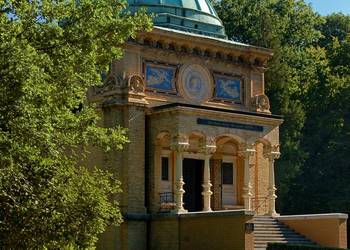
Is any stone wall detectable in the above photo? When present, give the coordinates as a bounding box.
[150,211,254,250]
[279,214,348,249]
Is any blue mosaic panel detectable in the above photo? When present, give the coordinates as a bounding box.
[214,74,241,101]
[145,64,176,92]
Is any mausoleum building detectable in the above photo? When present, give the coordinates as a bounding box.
[89,1,348,249]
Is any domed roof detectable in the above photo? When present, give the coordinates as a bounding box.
[127,0,227,39]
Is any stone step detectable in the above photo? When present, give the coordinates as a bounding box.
[254,221,284,226]
[255,230,298,235]
[253,216,315,250]
[254,244,314,250]
[254,242,314,248]
[255,225,291,230]
[254,216,274,220]
[255,238,311,243]
[255,242,315,248]
[255,235,307,240]
[255,223,290,228]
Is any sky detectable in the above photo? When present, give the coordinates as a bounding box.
[304,0,350,15]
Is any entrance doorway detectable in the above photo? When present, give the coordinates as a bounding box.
[183,158,204,212]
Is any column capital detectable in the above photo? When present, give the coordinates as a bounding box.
[171,134,189,152]
[263,144,281,160]
[200,137,216,156]
[204,144,216,156]
[238,143,256,158]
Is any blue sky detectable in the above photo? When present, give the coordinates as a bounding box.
[304,0,350,15]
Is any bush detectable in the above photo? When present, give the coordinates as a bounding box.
[267,243,348,250]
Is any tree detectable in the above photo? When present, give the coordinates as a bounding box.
[0,0,152,248]
[287,30,350,214]
[318,13,350,48]
[215,0,323,211]
[215,0,350,241]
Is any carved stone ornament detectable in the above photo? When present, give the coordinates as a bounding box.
[200,137,216,155]
[263,144,281,160]
[171,134,189,152]
[128,74,145,93]
[178,64,213,103]
[105,74,126,89]
[93,74,126,95]
[238,143,256,158]
[253,94,270,112]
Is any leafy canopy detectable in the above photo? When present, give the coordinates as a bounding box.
[216,0,350,216]
[215,0,324,211]
[0,0,151,248]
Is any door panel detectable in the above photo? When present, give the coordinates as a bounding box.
[222,162,237,206]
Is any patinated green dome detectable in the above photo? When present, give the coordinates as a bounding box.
[127,0,227,39]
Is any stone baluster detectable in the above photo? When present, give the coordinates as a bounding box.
[239,143,256,211]
[202,139,216,212]
[171,136,189,214]
[264,145,281,217]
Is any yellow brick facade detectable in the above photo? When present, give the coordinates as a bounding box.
[88,24,349,249]
[90,26,284,249]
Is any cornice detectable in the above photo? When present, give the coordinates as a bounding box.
[148,103,283,127]
[127,26,273,71]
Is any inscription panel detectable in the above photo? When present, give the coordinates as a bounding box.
[197,118,264,132]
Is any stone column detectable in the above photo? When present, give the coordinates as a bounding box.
[171,136,189,214]
[202,140,216,212]
[264,145,280,217]
[239,143,256,211]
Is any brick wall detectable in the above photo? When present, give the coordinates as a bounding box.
[150,216,180,250]
[254,142,269,215]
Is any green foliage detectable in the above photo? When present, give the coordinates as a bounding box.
[216,0,350,217]
[215,0,323,211]
[0,0,152,248]
[318,13,350,48]
[267,243,346,250]
[288,34,350,214]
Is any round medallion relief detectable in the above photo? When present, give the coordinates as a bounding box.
[177,64,213,103]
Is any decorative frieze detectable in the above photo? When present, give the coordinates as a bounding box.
[129,32,270,69]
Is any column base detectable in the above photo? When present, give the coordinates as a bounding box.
[171,208,188,214]
[242,193,253,210]
[270,211,280,217]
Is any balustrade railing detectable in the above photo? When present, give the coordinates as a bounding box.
[159,192,175,212]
